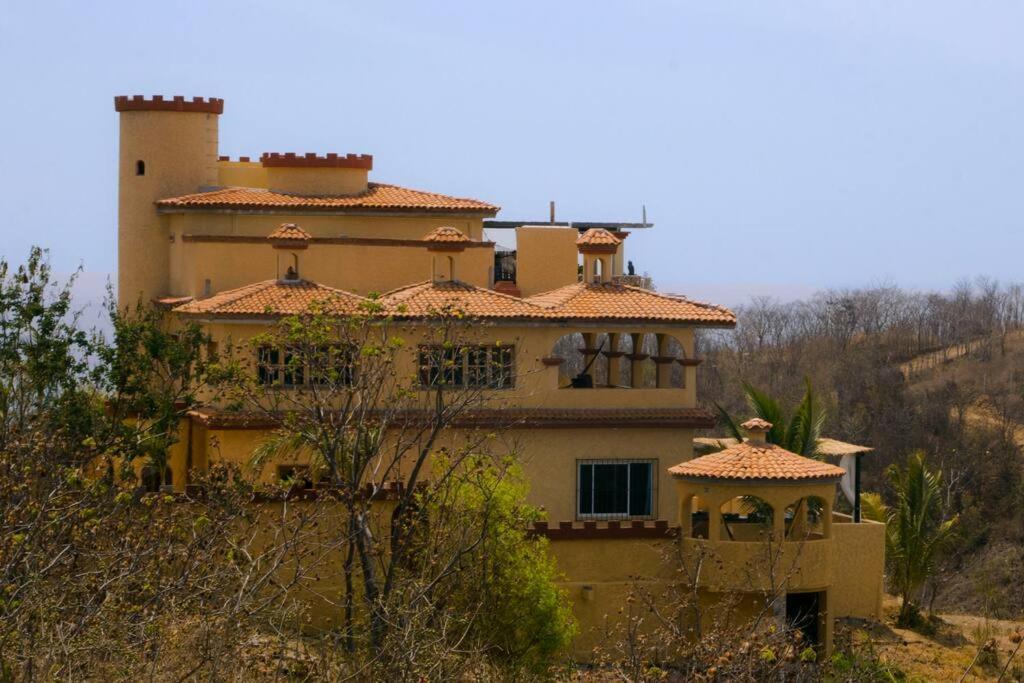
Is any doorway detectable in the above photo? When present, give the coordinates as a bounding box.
[785,591,825,646]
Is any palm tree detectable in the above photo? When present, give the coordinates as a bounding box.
[884,452,959,627]
[715,380,826,456]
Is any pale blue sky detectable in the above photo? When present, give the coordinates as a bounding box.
[1,1,1022,303]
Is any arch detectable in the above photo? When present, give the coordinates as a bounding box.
[592,257,603,282]
[718,495,774,542]
[135,159,146,176]
[784,495,830,540]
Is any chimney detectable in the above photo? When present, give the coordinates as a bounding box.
[740,418,773,445]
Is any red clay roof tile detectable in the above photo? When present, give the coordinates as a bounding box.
[156,184,498,214]
[669,442,846,482]
[525,282,736,325]
[174,279,369,317]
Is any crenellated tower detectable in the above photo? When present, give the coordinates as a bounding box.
[114,95,223,306]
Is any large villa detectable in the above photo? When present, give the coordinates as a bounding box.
[115,94,885,655]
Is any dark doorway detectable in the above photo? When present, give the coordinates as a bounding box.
[785,591,823,646]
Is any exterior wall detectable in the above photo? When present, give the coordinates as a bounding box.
[189,320,700,412]
[169,239,494,298]
[514,226,579,296]
[117,110,219,305]
[265,166,368,195]
[217,160,267,187]
[830,514,885,620]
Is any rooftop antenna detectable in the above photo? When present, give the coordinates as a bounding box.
[549,200,556,224]
[642,204,648,228]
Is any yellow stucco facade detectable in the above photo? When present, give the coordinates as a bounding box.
[115,94,884,657]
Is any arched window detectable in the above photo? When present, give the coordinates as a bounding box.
[593,258,603,282]
[136,160,146,176]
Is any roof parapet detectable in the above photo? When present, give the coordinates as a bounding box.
[114,95,224,114]
[261,152,373,170]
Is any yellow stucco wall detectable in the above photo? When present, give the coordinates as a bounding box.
[265,166,368,195]
[514,226,579,297]
[830,515,886,620]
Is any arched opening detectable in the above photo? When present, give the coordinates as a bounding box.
[785,496,829,540]
[718,496,774,541]
[135,160,146,176]
[592,257,603,283]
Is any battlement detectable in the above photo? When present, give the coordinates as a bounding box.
[114,95,224,114]
[260,152,373,170]
[218,155,255,163]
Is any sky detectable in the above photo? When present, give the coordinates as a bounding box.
[1,1,1022,306]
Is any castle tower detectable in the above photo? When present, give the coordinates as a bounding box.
[114,95,223,306]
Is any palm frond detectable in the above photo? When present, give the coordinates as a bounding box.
[742,382,784,444]
[714,401,744,442]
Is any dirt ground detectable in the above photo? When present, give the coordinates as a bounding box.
[839,596,1024,681]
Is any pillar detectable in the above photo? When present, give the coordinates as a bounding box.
[654,333,675,388]
[604,333,623,387]
[628,333,648,388]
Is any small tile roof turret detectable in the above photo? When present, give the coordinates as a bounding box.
[267,223,312,246]
[423,226,471,243]
[576,228,622,252]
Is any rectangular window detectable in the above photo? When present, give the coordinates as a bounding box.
[577,460,655,519]
[419,344,514,389]
[307,345,356,386]
[258,346,353,388]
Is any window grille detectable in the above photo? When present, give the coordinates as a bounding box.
[418,344,515,389]
[258,345,355,388]
[576,459,656,520]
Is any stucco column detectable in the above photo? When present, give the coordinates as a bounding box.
[708,505,722,542]
[679,494,692,537]
[772,507,786,542]
[789,499,808,539]
[604,333,623,387]
[822,500,833,539]
[651,333,671,388]
[628,333,648,388]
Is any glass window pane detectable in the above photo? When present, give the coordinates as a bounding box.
[579,464,593,515]
[593,463,629,514]
[629,462,652,516]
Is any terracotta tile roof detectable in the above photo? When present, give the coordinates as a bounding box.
[525,282,736,325]
[187,406,716,430]
[741,417,773,431]
[380,280,549,319]
[670,442,846,482]
[576,228,622,246]
[170,277,734,324]
[423,226,471,243]
[267,223,311,241]
[156,184,499,214]
[174,279,369,317]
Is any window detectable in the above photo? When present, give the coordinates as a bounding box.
[257,347,303,387]
[258,346,354,388]
[136,160,145,176]
[307,345,355,386]
[418,344,514,389]
[277,465,314,489]
[577,460,655,519]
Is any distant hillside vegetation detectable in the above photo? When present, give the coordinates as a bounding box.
[697,279,1024,619]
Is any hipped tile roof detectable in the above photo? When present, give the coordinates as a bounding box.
[576,228,622,246]
[267,223,312,241]
[174,279,369,317]
[171,278,736,325]
[156,184,499,214]
[423,226,471,243]
[524,282,736,324]
[670,442,846,482]
[381,280,549,319]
